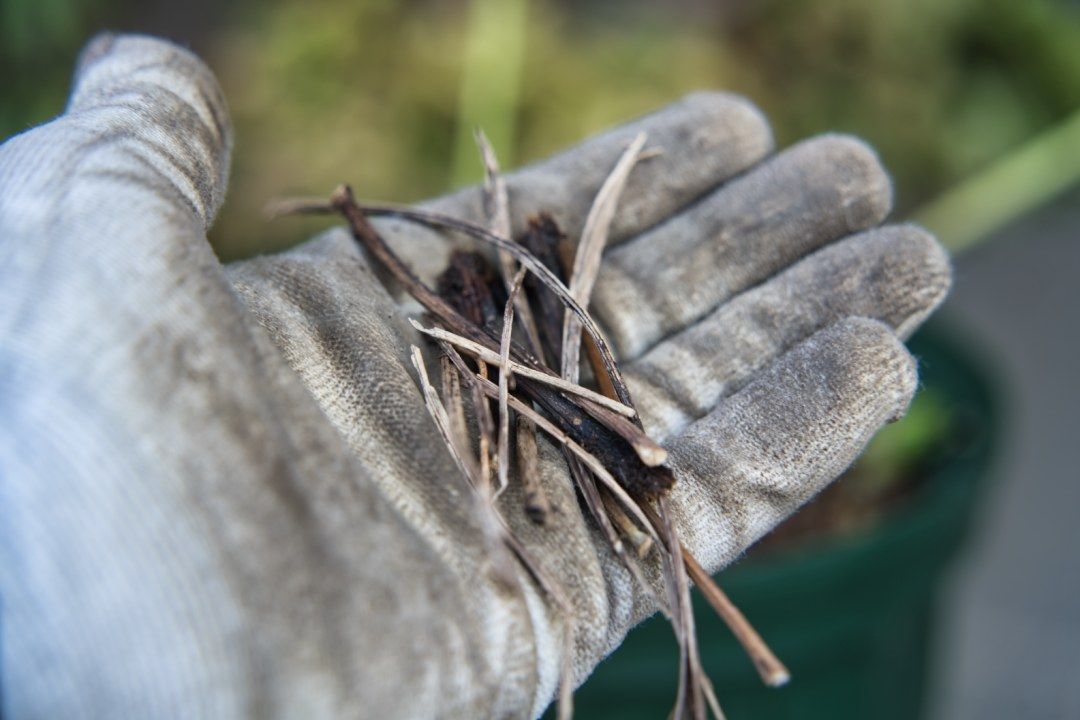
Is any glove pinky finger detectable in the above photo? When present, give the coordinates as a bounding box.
[665,316,917,574]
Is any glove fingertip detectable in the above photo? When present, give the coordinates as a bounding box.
[67,33,233,224]
[809,133,894,229]
[74,32,119,71]
[887,224,954,340]
[833,316,918,423]
[677,90,776,158]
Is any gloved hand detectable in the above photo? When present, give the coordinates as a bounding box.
[0,33,951,719]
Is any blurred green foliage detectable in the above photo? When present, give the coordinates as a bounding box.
[0,0,105,136]
[203,0,1080,259]
[2,0,1078,258]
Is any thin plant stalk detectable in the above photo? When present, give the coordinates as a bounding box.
[561,132,647,383]
[496,266,528,496]
[410,320,636,418]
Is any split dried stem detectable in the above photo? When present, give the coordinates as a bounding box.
[565,455,667,615]
[515,414,551,525]
[419,343,574,720]
[496,266,528,497]
[561,132,647,384]
[410,345,517,587]
[439,354,473,476]
[599,492,653,558]
[476,129,545,356]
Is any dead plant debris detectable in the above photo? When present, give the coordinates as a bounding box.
[277,134,789,719]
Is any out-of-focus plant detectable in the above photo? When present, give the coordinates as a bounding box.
[1,0,1077,258]
[0,0,106,139]
[916,106,1080,252]
[450,0,527,187]
[209,0,470,257]
[208,0,1080,260]
[727,0,1080,248]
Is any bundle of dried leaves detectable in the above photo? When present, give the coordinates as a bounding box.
[276,132,789,720]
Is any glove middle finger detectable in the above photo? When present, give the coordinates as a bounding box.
[593,134,894,360]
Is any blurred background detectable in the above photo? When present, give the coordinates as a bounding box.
[2,0,1078,717]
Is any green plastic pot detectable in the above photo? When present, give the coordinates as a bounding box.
[564,325,999,719]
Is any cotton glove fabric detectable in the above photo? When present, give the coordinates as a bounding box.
[0,34,951,719]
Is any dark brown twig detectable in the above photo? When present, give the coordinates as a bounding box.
[515,414,551,525]
[337,196,634,408]
[519,214,569,367]
[463,371,660,542]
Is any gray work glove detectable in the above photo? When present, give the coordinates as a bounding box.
[0,34,951,719]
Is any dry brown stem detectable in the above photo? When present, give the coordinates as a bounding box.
[417,343,574,720]
[561,132,647,384]
[476,129,545,356]
[279,175,786,719]
[409,320,636,418]
[515,414,551,525]
[410,345,516,586]
[683,552,791,687]
[496,266,527,496]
